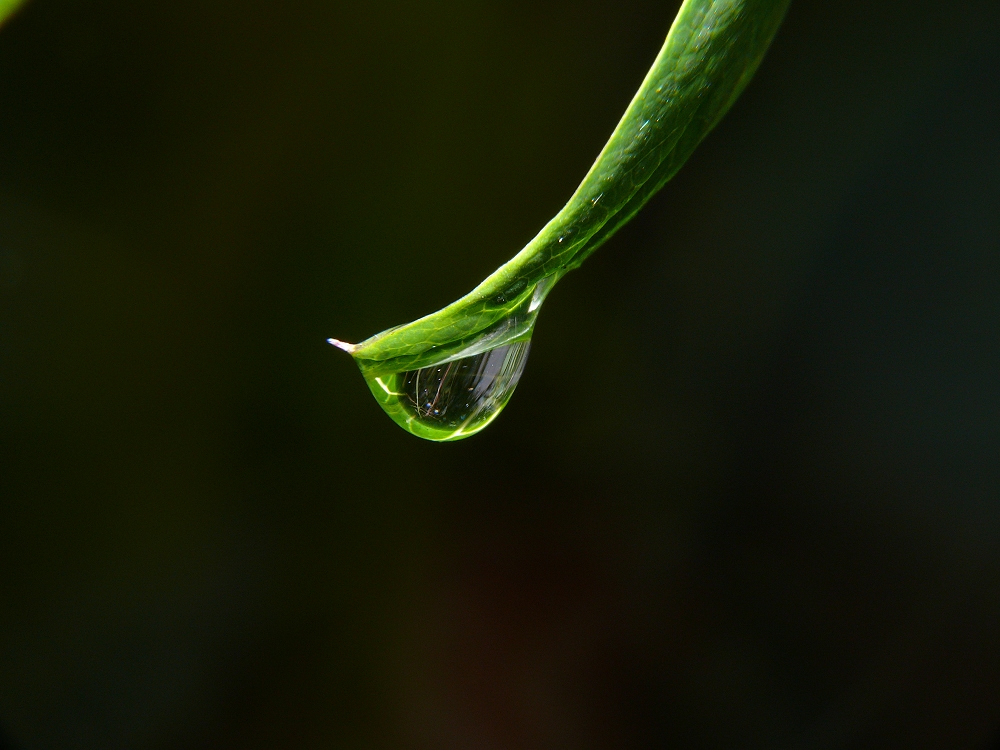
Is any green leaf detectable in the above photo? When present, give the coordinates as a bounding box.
[0,0,25,26]
[333,0,791,441]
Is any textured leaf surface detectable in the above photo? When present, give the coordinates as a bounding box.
[346,0,791,377]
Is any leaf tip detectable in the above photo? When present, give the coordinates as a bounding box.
[327,338,357,354]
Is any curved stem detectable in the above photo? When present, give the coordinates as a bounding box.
[344,0,791,373]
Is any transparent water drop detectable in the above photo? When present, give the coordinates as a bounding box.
[363,339,531,441]
[335,274,556,441]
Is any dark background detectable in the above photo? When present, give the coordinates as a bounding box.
[1,0,999,747]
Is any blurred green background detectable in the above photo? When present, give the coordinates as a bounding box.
[2,0,999,747]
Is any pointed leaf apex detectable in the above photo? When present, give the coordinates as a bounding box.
[327,338,357,354]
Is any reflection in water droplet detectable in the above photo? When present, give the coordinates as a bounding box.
[363,340,531,441]
[529,276,554,312]
[346,274,561,441]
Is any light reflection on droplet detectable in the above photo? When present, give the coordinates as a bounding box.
[363,340,531,441]
[346,275,558,441]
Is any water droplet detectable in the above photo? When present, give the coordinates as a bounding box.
[528,276,554,312]
[345,275,558,441]
[363,340,531,441]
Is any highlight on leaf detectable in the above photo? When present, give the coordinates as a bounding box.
[331,0,791,441]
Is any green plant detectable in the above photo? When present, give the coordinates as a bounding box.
[0,0,25,26]
[331,0,791,441]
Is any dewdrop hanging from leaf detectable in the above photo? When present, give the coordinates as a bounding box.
[331,0,791,441]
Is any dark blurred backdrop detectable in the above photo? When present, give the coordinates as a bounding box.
[1,0,999,748]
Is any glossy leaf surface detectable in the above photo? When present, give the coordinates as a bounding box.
[335,0,791,440]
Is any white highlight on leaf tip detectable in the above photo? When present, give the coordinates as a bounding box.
[327,338,357,353]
